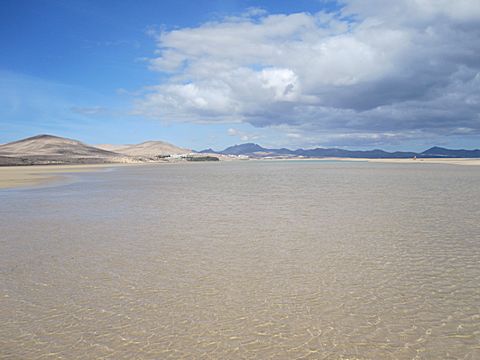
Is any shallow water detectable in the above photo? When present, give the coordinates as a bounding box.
[1,161,479,359]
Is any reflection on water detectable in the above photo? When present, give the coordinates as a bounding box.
[1,161,479,359]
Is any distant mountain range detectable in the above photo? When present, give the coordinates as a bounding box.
[0,135,479,166]
[199,143,480,159]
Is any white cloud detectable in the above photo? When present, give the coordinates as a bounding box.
[226,127,259,142]
[135,0,480,146]
[345,0,480,22]
[286,133,301,139]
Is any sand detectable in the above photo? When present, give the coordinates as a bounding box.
[365,158,480,166]
[0,164,135,189]
[263,157,480,166]
[284,157,480,166]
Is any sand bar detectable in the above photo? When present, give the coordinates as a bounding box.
[0,163,137,189]
[365,158,480,166]
[303,157,480,165]
[263,157,480,166]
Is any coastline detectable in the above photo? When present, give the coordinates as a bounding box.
[2,157,479,190]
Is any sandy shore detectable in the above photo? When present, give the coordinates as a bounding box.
[364,158,480,166]
[0,163,138,189]
[262,157,480,166]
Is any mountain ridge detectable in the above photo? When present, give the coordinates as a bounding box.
[0,135,195,166]
[199,143,480,159]
[96,140,190,157]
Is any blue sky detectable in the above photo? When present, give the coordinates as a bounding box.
[1,0,479,150]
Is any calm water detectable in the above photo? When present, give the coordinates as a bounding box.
[1,161,479,359]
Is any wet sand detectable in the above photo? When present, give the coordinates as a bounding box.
[1,161,479,359]
[0,164,137,189]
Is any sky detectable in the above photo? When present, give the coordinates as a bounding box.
[1,0,480,151]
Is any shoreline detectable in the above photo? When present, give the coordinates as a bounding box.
[359,157,480,166]
[2,157,479,190]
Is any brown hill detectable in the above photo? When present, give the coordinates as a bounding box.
[0,134,129,165]
[97,141,190,157]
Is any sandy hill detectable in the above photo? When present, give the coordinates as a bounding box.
[0,134,128,165]
[94,144,129,152]
[97,141,190,156]
[0,135,117,157]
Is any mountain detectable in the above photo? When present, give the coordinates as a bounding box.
[421,146,480,158]
[0,134,130,165]
[204,143,480,159]
[199,143,294,156]
[221,143,274,155]
[0,135,197,166]
[294,148,418,159]
[97,141,190,157]
[1,135,478,166]
[94,144,129,152]
[202,143,417,158]
[197,148,218,154]
[0,134,117,157]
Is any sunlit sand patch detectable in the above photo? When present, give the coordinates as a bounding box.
[0,163,141,189]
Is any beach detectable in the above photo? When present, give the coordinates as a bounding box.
[2,0,479,357]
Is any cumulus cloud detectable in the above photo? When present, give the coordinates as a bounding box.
[135,0,480,146]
